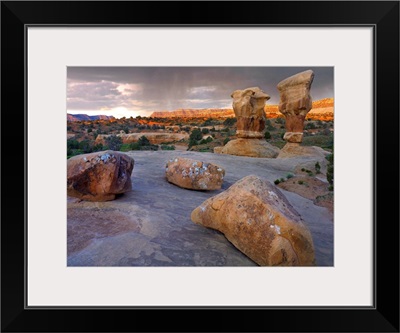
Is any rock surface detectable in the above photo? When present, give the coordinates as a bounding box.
[165,157,225,190]
[220,138,279,158]
[191,175,316,266]
[67,150,134,201]
[277,143,329,159]
[277,70,314,143]
[231,87,270,138]
[67,151,333,266]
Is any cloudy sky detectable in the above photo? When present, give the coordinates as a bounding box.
[67,67,334,118]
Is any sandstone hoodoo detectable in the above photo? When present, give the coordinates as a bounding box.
[277,69,314,143]
[220,87,280,158]
[165,157,225,190]
[67,150,134,201]
[191,175,315,266]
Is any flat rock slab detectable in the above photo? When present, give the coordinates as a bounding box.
[68,150,333,266]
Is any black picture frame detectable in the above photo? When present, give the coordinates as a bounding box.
[1,1,399,332]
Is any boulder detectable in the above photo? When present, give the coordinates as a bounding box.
[277,70,314,143]
[191,175,315,266]
[165,157,225,190]
[67,150,134,201]
[220,138,279,158]
[231,87,270,138]
[277,143,329,159]
[213,146,224,154]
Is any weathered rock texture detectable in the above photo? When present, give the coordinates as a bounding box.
[67,150,134,201]
[165,157,225,190]
[277,143,329,159]
[231,87,270,139]
[220,138,279,158]
[191,175,315,266]
[277,70,314,143]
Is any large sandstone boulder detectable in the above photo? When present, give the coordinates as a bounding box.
[191,175,315,266]
[67,150,134,201]
[165,157,225,190]
[277,70,314,143]
[231,87,270,139]
[220,138,279,158]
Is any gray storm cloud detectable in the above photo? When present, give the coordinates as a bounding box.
[67,67,333,114]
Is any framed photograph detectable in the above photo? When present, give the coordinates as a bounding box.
[2,1,399,332]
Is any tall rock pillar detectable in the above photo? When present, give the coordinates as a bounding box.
[277,70,314,143]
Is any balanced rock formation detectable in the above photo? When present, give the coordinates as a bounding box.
[277,70,314,143]
[165,157,225,190]
[231,87,270,138]
[220,87,279,158]
[67,150,134,201]
[191,175,315,266]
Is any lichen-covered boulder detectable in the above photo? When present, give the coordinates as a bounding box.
[191,175,315,266]
[67,150,134,201]
[165,157,225,190]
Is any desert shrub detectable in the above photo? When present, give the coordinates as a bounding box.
[188,129,203,148]
[120,143,132,152]
[78,140,93,153]
[298,180,304,185]
[264,131,271,140]
[274,179,280,185]
[199,137,213,145]
[201,128,210,134]
[161,145,175,150]
[202,118,214,126]
[286,173,294,179]
[275,117,285,124]
[223,118,237,126]
[315,162,321,174]
[280,178,285,183]
[305,122,317,130]
[87,128,92,133]
[326,153,334,189]
[223,137,231,145]
[105,135,123,151]
[67,139,80,150]
[123,127,130,134]
[138,135,151,146]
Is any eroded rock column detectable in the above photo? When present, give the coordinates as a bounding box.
[277,70,314,143]
[231,87,270,138]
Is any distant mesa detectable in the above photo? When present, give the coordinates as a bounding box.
[149,99,333,121]
[67,114,115,122]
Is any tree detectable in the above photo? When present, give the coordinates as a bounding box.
[138,135,151,146]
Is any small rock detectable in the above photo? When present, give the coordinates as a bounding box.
[191,175,315,266]
[67,150,134,201]
[165,157,225,190]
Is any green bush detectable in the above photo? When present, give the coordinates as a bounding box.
[120,143,132,152]
[298,180,304,185]
[105,135,123,151]
[326,153,334,190]
[274,179,280,185]
[223,118,237,126]
[201,128,210,134]
[161,145,175,150]
[223,137,231,145]
[286,173,294,179]
[315,162,321,174]
[264,131,271,140]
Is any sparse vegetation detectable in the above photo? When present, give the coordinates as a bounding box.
[315,162,321,174]
[105,135,123,151]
